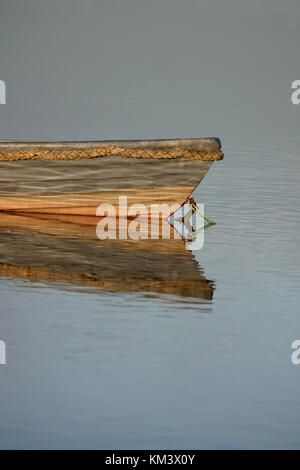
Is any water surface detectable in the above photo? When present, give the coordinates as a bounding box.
[0,0,300,449]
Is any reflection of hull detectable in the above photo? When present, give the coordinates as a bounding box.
[0,138,223,217]
[0,213,214,299]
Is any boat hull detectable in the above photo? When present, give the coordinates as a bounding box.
[0,138,222,217]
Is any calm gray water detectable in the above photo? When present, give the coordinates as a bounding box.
[0,0,300,449]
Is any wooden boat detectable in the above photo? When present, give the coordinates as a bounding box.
[0,212,214,299]
[0,138,223,217]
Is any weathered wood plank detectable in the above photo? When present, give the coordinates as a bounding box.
[0,157,212,194]
[0,186,193,217]
[0,137,221,152]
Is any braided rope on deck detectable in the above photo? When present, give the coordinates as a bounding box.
[0,145,224,161]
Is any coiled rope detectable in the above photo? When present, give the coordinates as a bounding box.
[0,145,224,161]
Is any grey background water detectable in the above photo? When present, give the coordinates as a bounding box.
[0,0,300,449]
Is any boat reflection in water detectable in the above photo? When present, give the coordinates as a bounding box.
[0,213,214,300]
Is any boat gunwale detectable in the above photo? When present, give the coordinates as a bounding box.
[0,138,223,161]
